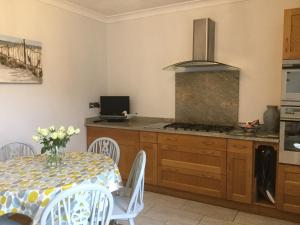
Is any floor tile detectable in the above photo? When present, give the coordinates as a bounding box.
[199,216,242,225]
[144,204,202,225]
[165,222,198,225]
[182,200,238,221]
[136,216,165,225]
[234,212,298,225]
[141,200,155,214]
[116,192,298,225]
[144,191,188,209]
[144,191,166,200]
[116,215,165,225]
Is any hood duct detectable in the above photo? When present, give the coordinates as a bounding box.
[164,18,239,73]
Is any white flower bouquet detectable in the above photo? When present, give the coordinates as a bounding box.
[33,126,80,166]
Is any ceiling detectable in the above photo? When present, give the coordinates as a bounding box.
[65,0,197,16]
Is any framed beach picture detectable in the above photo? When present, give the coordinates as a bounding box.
[0,35,43,84]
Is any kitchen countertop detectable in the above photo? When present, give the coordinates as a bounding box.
[85,116,279,143]
[85,116,173,130]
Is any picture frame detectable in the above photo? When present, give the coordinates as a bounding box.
[0,34,43,84]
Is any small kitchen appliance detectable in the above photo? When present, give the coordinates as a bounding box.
[279,106,300,165]
[281,59,300,106]
[279,59,300,164]
[100,96,130,122]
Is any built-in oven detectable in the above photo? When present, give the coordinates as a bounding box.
[279,106,300,165]
[281,60,300,106]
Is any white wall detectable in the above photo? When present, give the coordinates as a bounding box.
[1,0,300,152]
[106,0,300,122]
[0,0,106,151]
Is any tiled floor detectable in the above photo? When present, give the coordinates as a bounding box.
[118,191,299,225]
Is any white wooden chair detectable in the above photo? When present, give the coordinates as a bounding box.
[111,150,146,225]
[0,142,35,224]
[0,142,35,161]
[88,137,120,165]
[41,184,114,225]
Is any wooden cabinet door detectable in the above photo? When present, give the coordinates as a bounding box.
[87,127,140,180]
[277,164,300,214]
[227,139,253,204]
[283,8,300,59]
[140,132,158,185]
[157,133,227,198]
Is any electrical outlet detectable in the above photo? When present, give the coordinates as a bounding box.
[89,102,100,109]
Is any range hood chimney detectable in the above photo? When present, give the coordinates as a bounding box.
[164,18,239,73]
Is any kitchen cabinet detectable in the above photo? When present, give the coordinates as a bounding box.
[157,133,227,198]
[86,125,300,221]
[283,8,300,59]
[140,131,158,185]
[227,139,253,204]
[277,164,300,214]
[87,127,140,180]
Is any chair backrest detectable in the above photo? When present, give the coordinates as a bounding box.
[88,137,120,165]
[123,150,146,215]
[40,184,113,225]
[0,142,35,161]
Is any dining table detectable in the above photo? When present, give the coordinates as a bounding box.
[0,152,122,225]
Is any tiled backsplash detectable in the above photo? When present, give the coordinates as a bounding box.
[175,71,240,126]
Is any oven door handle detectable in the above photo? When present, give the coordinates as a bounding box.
[280,118,300,122]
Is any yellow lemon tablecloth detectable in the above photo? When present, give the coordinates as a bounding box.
[0,152,122,224]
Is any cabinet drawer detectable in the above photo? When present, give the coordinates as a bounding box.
[140,131,157,143]
[158,133,226,151]
[159,144,226,171]
[227,139,253,153]
[157,133,227,198]
[87,127,139,146]
[158,166,227,198]
[277,164,300,214]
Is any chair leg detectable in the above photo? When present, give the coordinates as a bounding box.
[128,218,135,225]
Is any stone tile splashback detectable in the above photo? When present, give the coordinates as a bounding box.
[175,71,240,126]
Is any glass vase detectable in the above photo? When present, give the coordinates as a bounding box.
[47,146,65,167]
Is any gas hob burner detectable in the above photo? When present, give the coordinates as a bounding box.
[163,122,234,133]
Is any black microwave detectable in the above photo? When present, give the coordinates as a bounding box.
[100,96,130,116]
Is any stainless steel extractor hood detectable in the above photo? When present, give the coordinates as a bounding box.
[164,18,239,73]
